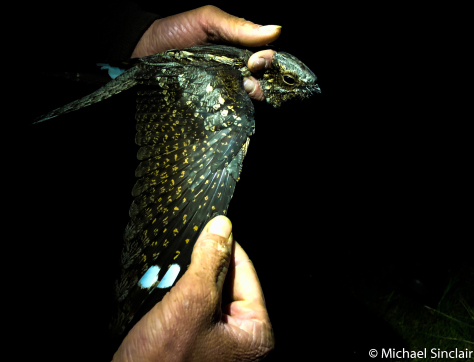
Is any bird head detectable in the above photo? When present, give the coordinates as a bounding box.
[259,52,321,108]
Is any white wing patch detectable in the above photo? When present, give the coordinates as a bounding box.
[138,265,160,289]
[157,264,181,288]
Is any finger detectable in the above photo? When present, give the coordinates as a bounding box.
[187,215,234,296]
[248,50,276,73]
[244,49,276,101]
[223,242,270,325]
[201,6,281,47]
[243,76,264,101]
[133,6,281,57]
[231,241,266,306]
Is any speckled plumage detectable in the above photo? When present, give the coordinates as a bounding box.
[33,44,320,341]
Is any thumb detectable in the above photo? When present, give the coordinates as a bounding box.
[202,6,282,47]
[188,215,234,296]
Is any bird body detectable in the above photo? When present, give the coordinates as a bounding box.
[33,44,320,340]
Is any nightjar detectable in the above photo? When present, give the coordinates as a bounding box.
[33,44,320,341]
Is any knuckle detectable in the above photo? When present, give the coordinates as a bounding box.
[200,5,218,14]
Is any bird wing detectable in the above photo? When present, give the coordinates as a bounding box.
[110,54,255,337]
[33,65,139,124]
[32,45,256,340]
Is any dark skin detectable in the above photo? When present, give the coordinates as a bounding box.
[113,6,277,362]
[131,5,280,101]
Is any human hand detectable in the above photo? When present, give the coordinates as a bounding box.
[112,216,274,362]
[131,5,281,101]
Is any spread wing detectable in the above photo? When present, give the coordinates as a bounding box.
[110,57,255,338]
[32,46,256,341]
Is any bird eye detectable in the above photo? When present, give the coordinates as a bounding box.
[283,75,296,85]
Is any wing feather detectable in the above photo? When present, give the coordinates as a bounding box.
[111,55,254,338]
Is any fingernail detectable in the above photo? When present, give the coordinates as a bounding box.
[207,215,232,238]
[243,77,256,94]
[251,57,265,69]
[259,25,282,33]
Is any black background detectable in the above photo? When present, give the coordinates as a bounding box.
[18,2,468,361]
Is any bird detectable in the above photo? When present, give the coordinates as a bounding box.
[33,44,320,342]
